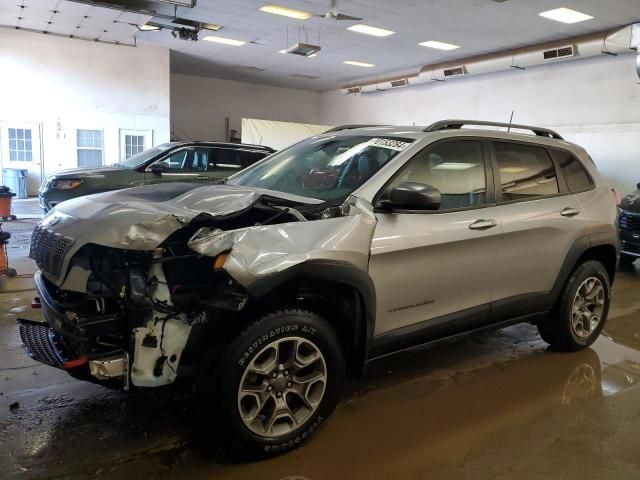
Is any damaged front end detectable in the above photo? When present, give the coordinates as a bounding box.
[19,183,377,390]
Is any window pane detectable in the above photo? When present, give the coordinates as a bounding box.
[8,128,16,138]
[9,139,16,150]
[77,149,103,168]
[17,150,25,161]
[26,151,32,162]
[9,150,17,161]
[494,142,559,201]
[24,129,32,140]
[386,141,487,210]
[16,129,24,140]
[157,150,189,170]
[552,150,593,192]
[77,129,102,148]
[124,135,145,159]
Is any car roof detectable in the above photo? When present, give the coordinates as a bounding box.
[170,141,275,152]
[324,124,584,154]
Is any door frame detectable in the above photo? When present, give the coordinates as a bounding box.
[0,121,44,195]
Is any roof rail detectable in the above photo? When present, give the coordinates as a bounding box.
[324,124,390,133]
[424,119,564,140]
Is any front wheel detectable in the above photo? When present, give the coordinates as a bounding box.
[538,260,611,351]
[196,309,345,456]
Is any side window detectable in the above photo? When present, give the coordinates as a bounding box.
[493,142,559,201]
[385,140,487,210]
[551,150,594,192]
[210,149,246,175]
[156,149,192,171]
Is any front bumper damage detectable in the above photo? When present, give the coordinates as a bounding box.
[20,184,378,390]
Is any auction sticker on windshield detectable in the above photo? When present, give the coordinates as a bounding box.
[369,138,412,151]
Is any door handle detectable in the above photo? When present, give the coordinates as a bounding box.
[469,219,498,231]
[560,207,580,218]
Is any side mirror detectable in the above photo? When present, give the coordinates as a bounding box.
[150,163,167,175]
[379,182,441,211]
[637,182,640,190]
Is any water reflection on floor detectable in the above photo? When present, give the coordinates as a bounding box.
[1,263,639,479]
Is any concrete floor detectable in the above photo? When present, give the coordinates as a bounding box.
[2,217,640,479]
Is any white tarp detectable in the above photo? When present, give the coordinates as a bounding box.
[241,118,333,150]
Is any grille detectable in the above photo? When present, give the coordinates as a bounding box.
[18,319,71,367]
[620,211,640,232]
[29,224,74,278]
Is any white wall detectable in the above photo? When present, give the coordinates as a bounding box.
[319,54,640,194]
[170,73,322,143]
[0,29,170,194]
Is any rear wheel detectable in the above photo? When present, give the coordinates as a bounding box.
[538,260,611,351]
[196,309,345,456]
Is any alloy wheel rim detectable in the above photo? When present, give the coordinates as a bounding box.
[237,336,327,438]
[571,277,605,339]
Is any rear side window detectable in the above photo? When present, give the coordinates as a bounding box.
[493,142,559,201]
[551,150,594,192]
[208,149,246,174]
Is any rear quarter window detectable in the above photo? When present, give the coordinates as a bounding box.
[551,150,594,192]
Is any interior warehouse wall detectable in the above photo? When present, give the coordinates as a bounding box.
[319,53,640,195]
[170,73,322,143]
[0,28,170,194]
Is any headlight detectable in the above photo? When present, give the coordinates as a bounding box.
[51,179,83,190]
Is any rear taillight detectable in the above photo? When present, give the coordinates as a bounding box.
[612,189,622,207]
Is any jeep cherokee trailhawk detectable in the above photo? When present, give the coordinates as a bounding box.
[20,120,619,455]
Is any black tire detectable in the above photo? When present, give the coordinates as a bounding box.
[538,260,611,351]
[196,308,345,457]
[620,254,637,266]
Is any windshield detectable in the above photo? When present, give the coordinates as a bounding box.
[228,135,413,201]
[117,143,180,169]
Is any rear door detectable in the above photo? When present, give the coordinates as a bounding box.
[144,147,210,184]
[370,138,503,344]
[491,140,587,319]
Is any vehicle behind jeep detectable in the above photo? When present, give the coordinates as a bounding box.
[20,120,618,456]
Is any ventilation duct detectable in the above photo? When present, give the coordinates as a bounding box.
[346,24,639,94]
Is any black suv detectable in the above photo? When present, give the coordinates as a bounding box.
[619,182,640,265]
[39,141,275,212]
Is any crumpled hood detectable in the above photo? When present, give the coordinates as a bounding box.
[620,190,640,214]
[44,182,322,252]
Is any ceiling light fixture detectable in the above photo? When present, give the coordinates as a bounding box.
[419,40,460,50]
[137,23,161,32]
[343,60,376,68]
[539,7,593,24]
[203,35,246,46]
[347,24,395,37]
[260,4,313,20]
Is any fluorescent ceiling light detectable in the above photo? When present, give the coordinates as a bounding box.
[343,60,376,68]
[137,23,161,31]
[500,167,528,174]
[432,162,477,170]
[419,40,460,51]
[347,24,395,37]
[203,36,246,46]
[539,7,593,24]
[260,4,313,20]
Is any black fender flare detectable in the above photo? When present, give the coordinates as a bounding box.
[547,233,619,311]
[246,260,376,373]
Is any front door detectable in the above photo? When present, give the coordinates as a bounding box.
[0,122,42,195]
[369,139,501,345]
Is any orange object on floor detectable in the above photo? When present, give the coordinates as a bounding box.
[0,196,11,218]
[0,242,8,276]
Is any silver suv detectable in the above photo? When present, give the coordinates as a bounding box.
[21,120,619,456]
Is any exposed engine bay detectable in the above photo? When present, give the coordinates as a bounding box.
[20,183,376,389]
